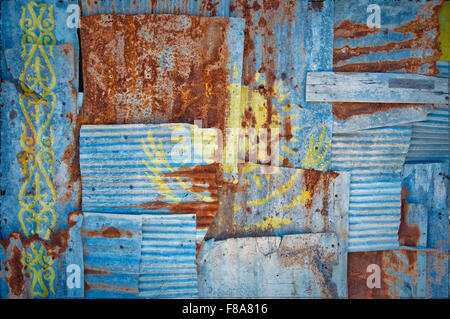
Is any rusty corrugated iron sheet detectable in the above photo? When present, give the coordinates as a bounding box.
[332,0,445,132]
[331,125,413,252]
[228,0,334,171]
[204,163,350,298]
[80,124,219,245]
[80,0,230,17]
[0,0,82,298]
[199,233,342,298]
[348,162,448,298]
[79,13,244,179]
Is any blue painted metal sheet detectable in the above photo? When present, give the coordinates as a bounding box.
[80,123,218,244]
[1,0,80,91]
[228,0,334,171]
[80,0,230,17]
[402,162,448,298]
[199,233,342,298]
[140,214,198,298]
[83,213,141,298]
[348,162,448,298]
[0,0,81,298]
[332,0,445,132]
[0,211,84,299]
[83,212,198,299]
[331,125,413,252]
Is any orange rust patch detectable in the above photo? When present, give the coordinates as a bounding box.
[79,14,232,133]
[302,169,339,209]
[333,103,428,121]
[334,19,380,39]
[398,188,421,247]
[333,0,444,76]
[84,226,133,239]
[84,267,110,275]
[8,245,24,297]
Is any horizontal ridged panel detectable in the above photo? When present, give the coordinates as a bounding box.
[139,214,198,299]
[405,105,449,164]
[331,125,412,251]
[80,124,219,244]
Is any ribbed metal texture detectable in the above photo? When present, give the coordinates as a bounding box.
[80,0,231,17]
[405,105,449,164]
[139,214,198,298]
[331,125,413,252]
[80,124,218,244]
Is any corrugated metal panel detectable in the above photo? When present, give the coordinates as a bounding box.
[229,0,334,171]
[205,163,350,298]
[140,214,197,298]
[83,213,141,298]
[199,233,341,298]
[332,0,445,132]
[78,13,244,179]
[80,0,230,17]
[347,162,448,298]
[80,124,218,244]
[331,125,413,252]
[83,212,198,299]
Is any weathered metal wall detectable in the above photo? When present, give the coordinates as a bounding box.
[331,126,412,252]
[0,0,83,298]
[80,124,219,245]
[80,0,231,17]
[347,162,448,298]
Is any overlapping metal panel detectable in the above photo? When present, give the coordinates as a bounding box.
[228,0,334,171]
[204,163,350,298]
[140,214,198,298]
[331,125,413,252]
[80,0,230,17]
[0,0,82,298]
[199,233,342,298]
[347,162,448,298]
[83,212,198,299]
[80,124,218,244]
[83,213,142,298]
[332,0,445,132]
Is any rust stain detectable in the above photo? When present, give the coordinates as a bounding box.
[333,103,428,121]
[83,226,133,239]
[398,189,421,247]
[8,245,24,297]
[79,14,232,133]
[84,267,110,275]
[333,0,444,75]
[347,251,389,299]
[84,280,138,293]
[334,19,380,39]
[302,169,339,209]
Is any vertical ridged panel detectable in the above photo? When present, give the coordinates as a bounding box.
[331,125,412,251]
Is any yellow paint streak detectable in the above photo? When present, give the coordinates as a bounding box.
[302,125,330,170]
[252,175,262,190]
[439,1,449,61]
[243,216,293,231]
[246,170,300,207]
[280,191,311,210]
[281,145,297,155]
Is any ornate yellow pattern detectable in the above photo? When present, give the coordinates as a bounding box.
[18,2,57,297]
